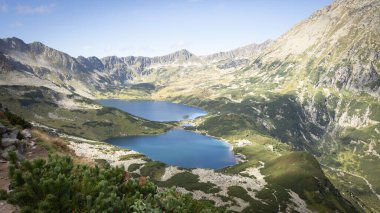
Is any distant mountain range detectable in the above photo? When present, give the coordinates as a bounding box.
[0,36,272,97]
[1,1,379,99]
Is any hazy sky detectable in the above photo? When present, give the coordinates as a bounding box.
[0,0,332,57]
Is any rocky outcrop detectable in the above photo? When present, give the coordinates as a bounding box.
[246,0,380,97]
[0,53,14,73]
[217,59,249,69]
[203,40,272,62]
[0,126,32,161]
[0,107,35,161]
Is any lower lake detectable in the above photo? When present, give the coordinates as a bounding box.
[107,129,236,169]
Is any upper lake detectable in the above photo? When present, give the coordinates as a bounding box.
[96,99,207,122]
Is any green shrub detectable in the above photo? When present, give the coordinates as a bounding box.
[159,172,221,194]
[94,159,110,168]
[0,189,7,200]
[140,161,166,180]
[119,154,145,161]
[227,186,252,202]
[4,111,32,129]
[7,155,226,212]
[128,163,142,172]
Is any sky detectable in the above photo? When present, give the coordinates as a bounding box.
[0,0,332,58]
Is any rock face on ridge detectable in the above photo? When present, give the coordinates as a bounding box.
[246,0,380,96]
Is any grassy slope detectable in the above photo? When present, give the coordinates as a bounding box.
[175,96,360,212]
[315,91,380,212]
[0,85,171,141]
[261,152,355,213]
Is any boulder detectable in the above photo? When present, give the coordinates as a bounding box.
[1,132,10,138]
[17,139,27,154]
[21,129,32,139]
[47,130,59,137]
[3,145,16,153]
[16,150,24,161]
[1,149,24,161]
[9,130,19,139]
[1,138,19,148]
[1,145,17,160]
[1,151,9,160]
[0,123,6,134]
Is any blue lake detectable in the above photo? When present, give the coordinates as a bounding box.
[97,99,236,169]
[96,99,207,122]
[107,129,236,169]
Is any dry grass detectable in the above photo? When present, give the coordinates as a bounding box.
[31,128,93,165]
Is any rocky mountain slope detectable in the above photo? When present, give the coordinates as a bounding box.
[0,0,379,211]
[180,0,380,210]
[244,0,380,96]
[0,37,270,98]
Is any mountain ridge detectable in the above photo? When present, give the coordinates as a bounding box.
[0,36,274,96]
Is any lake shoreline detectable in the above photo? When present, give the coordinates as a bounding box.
[106,128,237,169]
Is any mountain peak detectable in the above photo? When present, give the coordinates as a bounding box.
[176,49,192,55]
[1,37,29,52]
[151,49,195,64]
[167,49,194,58]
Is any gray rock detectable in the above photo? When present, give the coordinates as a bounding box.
[1,138,19,148]
[1,152,8,160]
[47,130,59,137]
[2,132,10,138]
[0,123,6,134]
[4,145,16,153]
[217,59,249,69]
[1,145,17,160]
[16,150,24,161]
[21,129,32,139]
[9,130,19,139]
[17,139,27,154]
[1,149,23,161]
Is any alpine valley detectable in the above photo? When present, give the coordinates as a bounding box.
[0,0,379,212]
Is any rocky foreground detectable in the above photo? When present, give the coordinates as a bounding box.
[0,107,45,213]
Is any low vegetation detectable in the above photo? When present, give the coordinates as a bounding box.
[119,153,146,161]
[158,172,221,194]
[227,186,252,202]
[3,154,226,212]
[0,86,171,141]
[139,161,167,180]
[2,109,32,129]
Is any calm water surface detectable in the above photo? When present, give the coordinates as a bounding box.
[96,99,207,122]
[107,129,236,169]
[98,99,236,169]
